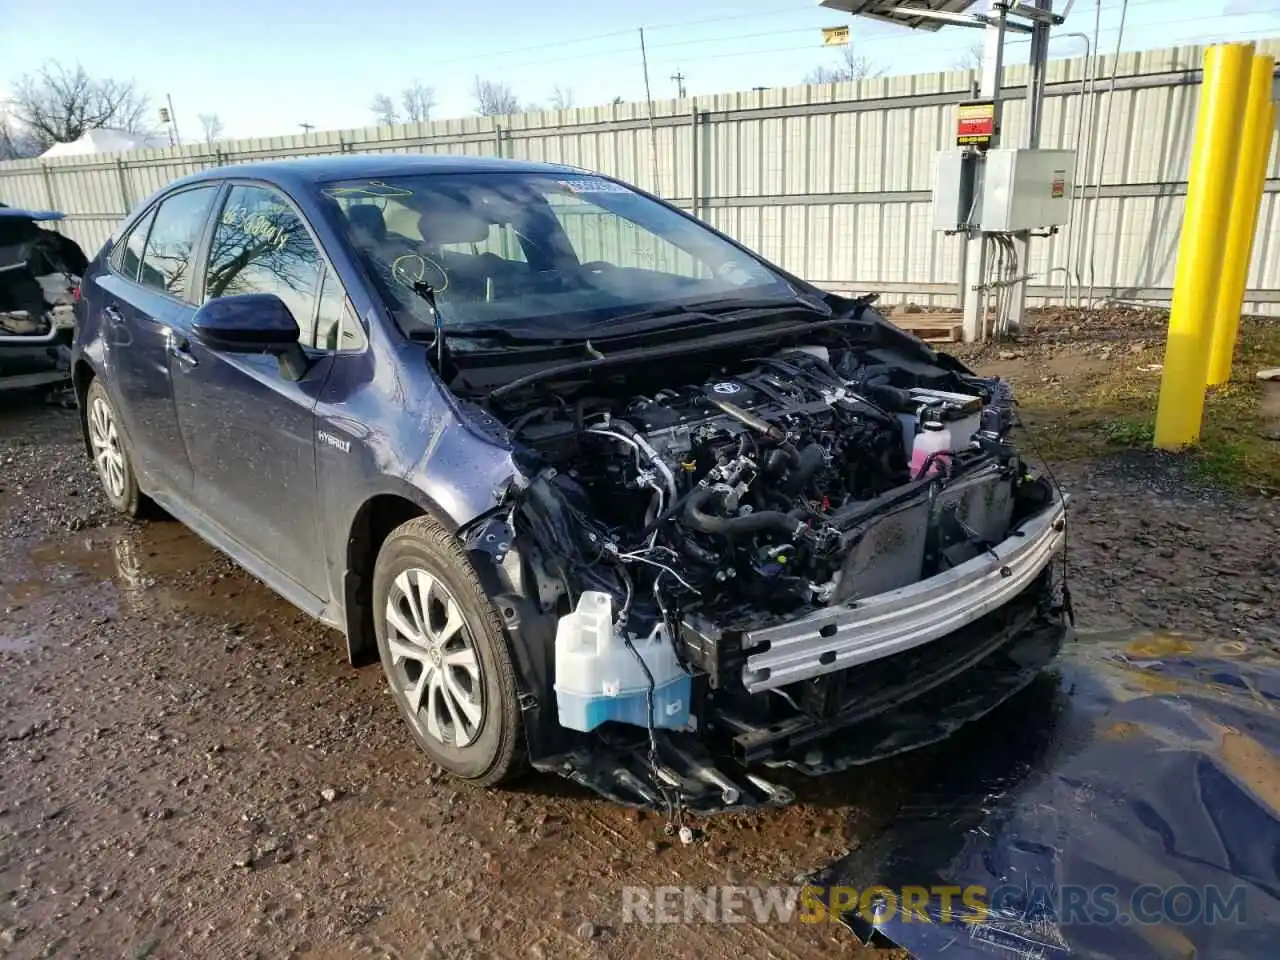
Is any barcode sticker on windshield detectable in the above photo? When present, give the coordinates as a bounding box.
[557,178,630,194]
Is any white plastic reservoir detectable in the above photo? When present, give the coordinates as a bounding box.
[554,591,692,732]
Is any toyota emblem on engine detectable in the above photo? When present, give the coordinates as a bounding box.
[712,382,741,395]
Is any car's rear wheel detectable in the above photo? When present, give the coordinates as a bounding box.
[85,379,144,517]
[372,515,526,785]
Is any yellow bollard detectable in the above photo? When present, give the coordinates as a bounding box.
[1154,43,1254,449]
[1207,54,1277,387]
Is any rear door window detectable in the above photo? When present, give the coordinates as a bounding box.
[111,208,156,282]
[139,186,217,299]
[204,184,326,348]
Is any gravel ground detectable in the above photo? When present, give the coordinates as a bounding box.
[1,382,1277,959]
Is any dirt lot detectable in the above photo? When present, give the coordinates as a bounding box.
[1,323,1277,958]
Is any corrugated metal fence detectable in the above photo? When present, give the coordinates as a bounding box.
[3,40,1278,313]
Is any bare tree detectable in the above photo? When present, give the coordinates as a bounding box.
[197,113,224,144]
[9,61,152,150]
[472,77,520,117]
[0,110,41,160]
[951,42,986,71]
[370,93,399,126]
[804,47,881,84]
[401,82,435,123]
[549,86,576,111]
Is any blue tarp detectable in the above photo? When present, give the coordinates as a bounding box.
[827,632,1280,959]
[0,208,64,222]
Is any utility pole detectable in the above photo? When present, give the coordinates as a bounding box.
[299,122,315,134]
[959,0,1008,343]
[1006,0,1053,333]
[671,71,688,98]
[166,93,182,146]
[639,28,660,192]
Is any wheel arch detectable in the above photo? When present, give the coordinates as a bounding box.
[72,358,98,460]
[343,488,566,765]
[342,487,456,665]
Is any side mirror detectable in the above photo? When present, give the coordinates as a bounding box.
[192,293,300,355]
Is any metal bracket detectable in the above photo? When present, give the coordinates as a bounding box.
[1010,0,1067,25]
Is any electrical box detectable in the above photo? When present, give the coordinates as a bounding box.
[931,150,977,232]
[979,148,1075,232]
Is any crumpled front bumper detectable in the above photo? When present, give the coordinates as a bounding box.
[740,496,1067,693]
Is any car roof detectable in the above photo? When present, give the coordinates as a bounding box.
[168,154,587,194]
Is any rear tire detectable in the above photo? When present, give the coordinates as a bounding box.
[372,515,527,785]
[84,379,144,518]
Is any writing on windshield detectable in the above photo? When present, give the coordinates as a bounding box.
[326,172,788,333]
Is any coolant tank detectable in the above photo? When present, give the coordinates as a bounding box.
[554,591,692,732]
[908,387,981,451]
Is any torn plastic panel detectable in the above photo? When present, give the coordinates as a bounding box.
[827,633,1280,959]
[539,733,797,815]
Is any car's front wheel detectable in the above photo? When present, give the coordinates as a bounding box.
[85,379,144,517]
[372,515,527,785]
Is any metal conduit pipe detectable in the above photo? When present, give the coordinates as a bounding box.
[1085,0,1131,310]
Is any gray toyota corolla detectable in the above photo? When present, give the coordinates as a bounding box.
[73,154,1068,811]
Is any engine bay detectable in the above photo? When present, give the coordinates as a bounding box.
[486,327,1049,656]
[452,312,1069,809]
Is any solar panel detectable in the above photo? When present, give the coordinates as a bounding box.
[818,0,986,32]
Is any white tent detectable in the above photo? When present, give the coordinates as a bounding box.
[40,128,170,158]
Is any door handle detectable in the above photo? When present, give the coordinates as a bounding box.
[103,305,124,325]
[167,332,198,369]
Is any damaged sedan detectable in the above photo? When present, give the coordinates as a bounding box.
[72,156,1068,811]
[1,203,86,391]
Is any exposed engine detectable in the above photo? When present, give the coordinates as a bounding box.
[504,339,1027,643]
[469,317,1066,811]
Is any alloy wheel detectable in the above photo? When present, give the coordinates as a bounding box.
[383,568,485,747]
[88,395,126,500]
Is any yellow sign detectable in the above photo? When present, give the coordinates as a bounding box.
[821,25,850,46]
[956,100,996,146]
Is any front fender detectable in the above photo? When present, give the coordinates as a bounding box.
[404,404,519,530]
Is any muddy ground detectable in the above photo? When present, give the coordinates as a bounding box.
[2,360,1278,958]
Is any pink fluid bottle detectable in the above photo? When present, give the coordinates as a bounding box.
[910,418,952,478]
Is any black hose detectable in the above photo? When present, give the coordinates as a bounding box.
[787,442,826,493]
[637,487,696,541]
[509,405,557,433]
[683,488,807,541]
[574,396,611,431]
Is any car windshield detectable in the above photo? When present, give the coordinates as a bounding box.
[321,172,797,338]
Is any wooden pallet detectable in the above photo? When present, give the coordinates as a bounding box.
[888,313,963,344]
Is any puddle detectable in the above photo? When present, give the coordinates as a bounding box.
[28,523,210,583]
[11,521,276,628]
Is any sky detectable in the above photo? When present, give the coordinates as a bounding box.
[1,0,1278,142]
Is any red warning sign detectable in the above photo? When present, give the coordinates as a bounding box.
[956,101,996,148]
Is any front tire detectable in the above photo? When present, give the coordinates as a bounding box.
[372,515,526,785]
[85,379,144,518]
